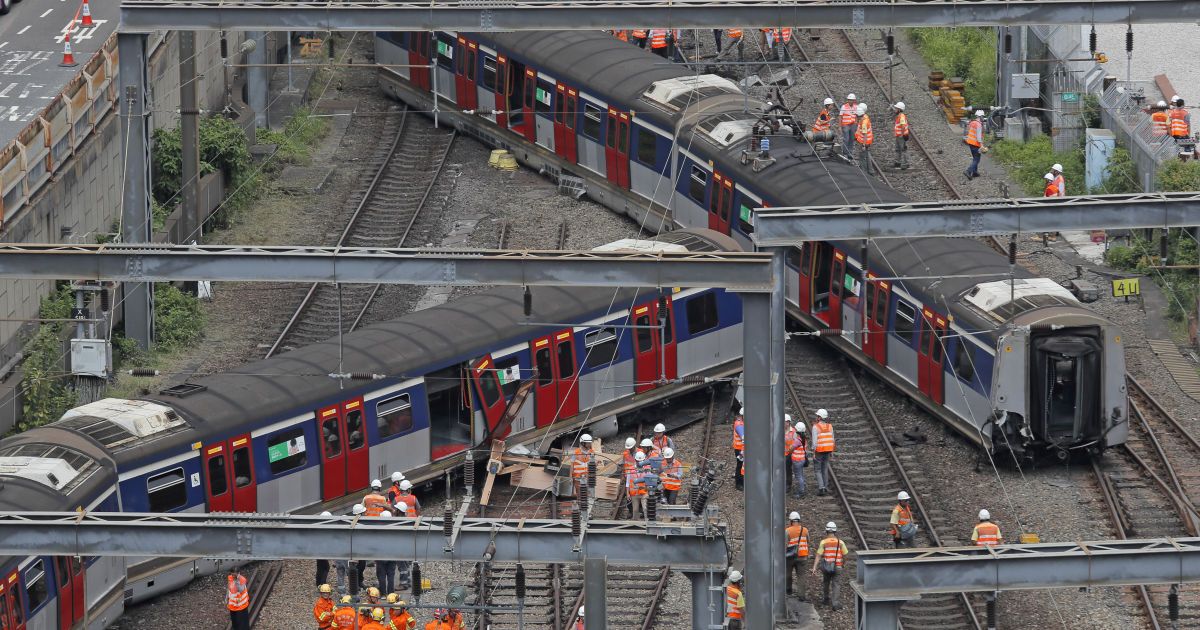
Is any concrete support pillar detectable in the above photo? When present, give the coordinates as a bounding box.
[768,246,787,619]
[246,31,269,128]
[117,31,153,350]
[583,557,607,630]
[852,583,908,630]
[741,247,786,628]
[179,30,200,243]
[687,571,721,630]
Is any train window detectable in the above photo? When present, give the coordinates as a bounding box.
[865,283,877,323]
[565,94,577,131]
[478,370,502,407]
[207,453,228,496]
[738,203,755,234]
[535,79,554,114]
[146,468,188,512]
[582,102,602,140]
[557,338,575,378]
[232,447,252,488]
[495,356,522,398]
[661,308,674,345]
[931,327,945,363]
[954,341,976,382]
[584,327,618,368]
[535,347,553,385]
[554,90,564,124]
[893,300,916,343]
[268,427,308,475]
[466,49,477,81]
[618,119,629,154]
[1,588,8,628]
[686,293,720,335]
[321,417,342,459]
[688,165,707,202]
[482,56,497,91]
[636,129,658,166]
[635,315,653,352]
[377,393,414,439]
[346,410,366,450]
[23,561,47,612]
[435,35,454,70]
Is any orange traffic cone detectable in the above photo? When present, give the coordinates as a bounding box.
[60,32,77,67]
[81,0,93,26]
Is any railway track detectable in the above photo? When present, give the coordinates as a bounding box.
[1091,375,1200,628]
[785,338,981,628]
[223,562,283,630]
[265,107,457,357]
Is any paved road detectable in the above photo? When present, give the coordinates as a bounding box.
[0,0,119,141]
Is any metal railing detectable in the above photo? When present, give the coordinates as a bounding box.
[1100,80,1179,191]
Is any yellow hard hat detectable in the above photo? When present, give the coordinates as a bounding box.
[386,592,400,604]
[340,595,353,604]
[371,607,386,621]
[366,586,381,598]
[318,583,333,595]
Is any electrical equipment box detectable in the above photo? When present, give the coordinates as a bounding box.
[70,339,110,378]
[1011,73,1040,99]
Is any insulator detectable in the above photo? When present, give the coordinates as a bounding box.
[220,34,228,58]
[587,458,597,488]
[1169,585,1179,621]
[442,507,454,538]
[646,488,658,522]
[1161,231,1169,264]
[1008,240,1017,265]
[803,130,837,143]
[658,294,668,324]
[128,368,159,377]
[578,477,589,503]
[1125,26,1133,53]
[347,372,375,380]
[688,481,700,512]
[523,286,532,317]
[986,596,997,629]
[99,288,111,312]
[412,563,423,596]
[886,33,894,56]
[571,503,582,537]
[1089,27,1097,54]
[1004,32,1012,54]
[464,453,476,487]
[691,485,710,516]
[759,137,770,153]
[515,564,527,600]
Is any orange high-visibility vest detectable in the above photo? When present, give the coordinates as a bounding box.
[1152,110,1169,136]
[840,103,857,127]
[893,112,909,137]
[629,468,647,496]
[226,574,249,611]
[649,29,668,48]
[892,504,913,536]
[725,585,744,619]
[314,597,335,629]
[855,114,873,145]
[973,522,1001,546]
[1169,108,1190,138]
[784,428,796,455]
[396,491,420,516]
[623,450,638,477]
[1044,182,1059,197]
[790,432,807,462]
[821,536,845,567]
[1052,174,1065,197]
[334,606,359,629]
[965,120,983,147]
[786,524,810,557]
[661,458,682,491]
[732,418,745,451]
[571,447,591,479]
[363,492,390,516]
[775,28,792,42]
[812,108,832,133]
[814,421,835,453]
[614,30,629,42]
[726,29,743,39]
[631,29,648,39]
[651,434,671,451]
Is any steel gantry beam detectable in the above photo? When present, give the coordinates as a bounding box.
[118,0,1200,31]
[0,513,727,570]
[0,244,774,291]
[752,192,1200,245]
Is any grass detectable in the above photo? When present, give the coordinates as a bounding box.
[907,28,997,107]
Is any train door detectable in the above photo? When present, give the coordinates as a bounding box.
[553,84,580,163]
[494,55,509,128]
[318,405,348,501]
[554,330,580,419]
[519,68,537,142]
[471,356,508,437]
[529,330,581,426]
[341,399,370,493]
[455,37,478,111]
[410,32,431,91]
[54,557,83,630]
[813,248,844,328]
[2,570,24,630]
[708,171,734,235]
[862,276,889,365]
[203,434,258,513]
[917,309,947,404]
[632,298,677,393]
[604,108,631,188]
[797,243,813,314]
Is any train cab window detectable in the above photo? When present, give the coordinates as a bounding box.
[147,468,188,512]
[931,326,945,363]
[584,327,618,368]
[466,48,477,81]
[478,370,502,407]
[24,561,47,612]
[535,347,553,385]
[268,427,308,475]
[557,338,576,378]
[482,56,497,91]
[893,300,916,343]
[320,416,342,459]
[435,35,455,70]
[635,315,653,352]
[686,293,719,335]
[494,356,522,398]
[232,447,252,488]
[582,102,602,140]
[346,410,365,450]
[377,393,414,439]
[954,341,976,382]
[688,166,707,203]
[636,129,658,166]
[535,79,554,114]
[207,452,228,496]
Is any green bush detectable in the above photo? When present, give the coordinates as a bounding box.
[1098,147,1140,194]
[154,284,205,352]
[1158,161,1200,192]
[989,136,1084,196]
[909,28,996,107]
[255,108,330,167]
[17,284,78,432]
[151,115,252,207]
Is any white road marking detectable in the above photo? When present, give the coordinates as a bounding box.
[17,26,31,35]
[0,43,8,50]
[40,9,54,18]
[6,106,20,121]
[0,83,18,98]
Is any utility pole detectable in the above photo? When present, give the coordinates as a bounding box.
[117,32,153,350]
[180,30,201,244]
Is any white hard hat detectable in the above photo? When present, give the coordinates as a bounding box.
[1158,100,1168,108]
[352,504,367,515]
[847,93,857,101]
[640,438,653,448]
[1051,163,1063,172]
[728,569,743,582]
[635,451,646,462]
[789,511,800,521]
[663,447,674,458]
[379,512,392,519]
[395,501,408,513]
[581,433,593,443]
[979,509,991,521]
[371,479,382,489]
[654,423,666,433]
[738,407,745,416]
[898,491,910,501]
[1044,172,1054,181]
[894,101,905,111]
[826,521,837,531]
[816,409,829,419]
[856,103,867,115]
[1172,94,1181,102]
[975,109,985,117]
[823,97,834,106]
[784,413,793,424]
[399,480,412,491]
[578,606,585,617]
[795,421,806,433]
[320,511,333,517]
[626,437,637,449]
[391,472,404,483]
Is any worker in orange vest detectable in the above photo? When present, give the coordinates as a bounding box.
[612,29,628,42]
[789,420,807,498]
[393,480,421,516]
[972,509,1003,547]
[855,103,874,173]
[891,491,918,548]
[785,512,811,600]
[573,606,586,630]
[648,29,669,57]
[385,593,416,630]
[446,609,466,630]
[630,29,648,49]
[1049,163,1065,197]
[812,97,834,134]
[1042,173,1059,197]
[1150,100,1170,138]
[732,407,745,490]
[570,433,594,496]
[809,409,835,496]
[362,607,388,630]
[627,451,648,519]
[811,522,849,610]
[364,479,391,516]
[651,423,674,451]
[725,29,744,62]
[892,101,910,170]
[1169,95,1191,139]
[725,570,745,629]
[964,109,986,179]
[424,609,453,630]
[839,94,859,160]
[313,584,336,629]
[332,595,358,630]
[226,571,250,630]
[660,447,682,504]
